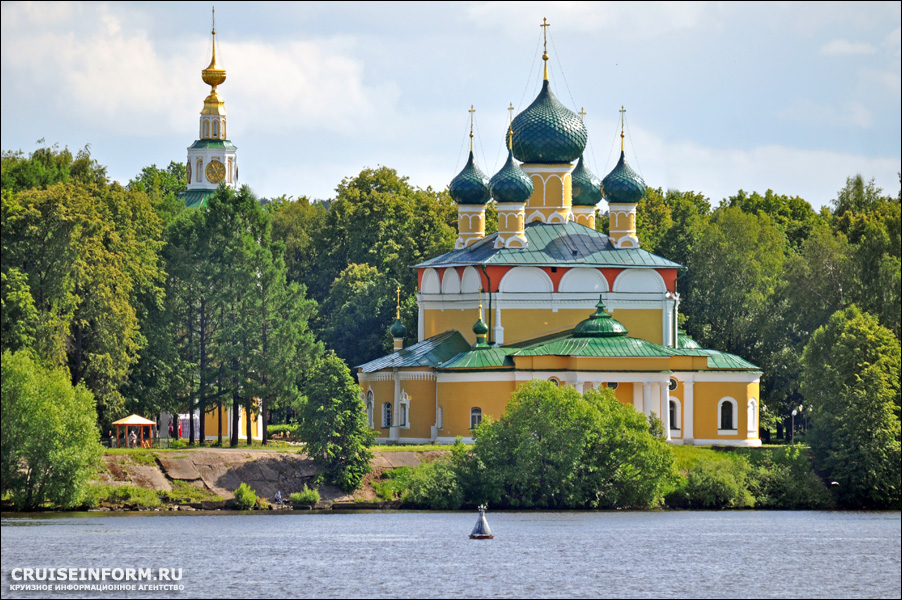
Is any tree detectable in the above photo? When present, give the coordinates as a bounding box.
[802,306,901,508]
[299,352,374,491]
[458,380,675,508]
[1,350,104,510]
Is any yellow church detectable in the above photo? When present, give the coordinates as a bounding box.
[357,31,762,447]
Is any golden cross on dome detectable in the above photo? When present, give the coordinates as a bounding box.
[396,286,401,320]
[212,6,216,35]
[619,105,626,151]
[508,102,515,149]
[579,107,586,121]
[541,18,550,80]
[469,104,476,152]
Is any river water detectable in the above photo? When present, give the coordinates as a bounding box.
[2,510,899,598]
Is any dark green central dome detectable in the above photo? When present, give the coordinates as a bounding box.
[449,150,491,205]
[573,297,629,338]
[510,80,587,164]
[571,155,603,206]
[602,151,646,204]
[390,318,407,338]
[490,149,534,204]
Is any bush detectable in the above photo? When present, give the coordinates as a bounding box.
[268,424,299,439]
[289,485,320,507]
[401,459,462,510]
[234,483,257,510]
[1,351,104,510]
[457,380,675,509]
[745,447,833,509]
[684,457,754,509]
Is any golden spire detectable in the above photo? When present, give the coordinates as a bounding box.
[202,8,226,89]
[395,285,401,320]
[540,17,550,81]
[619,105,626,152]
[468,105,476,152]
[507,102,515,150]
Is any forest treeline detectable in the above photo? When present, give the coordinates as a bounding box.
[2,145,900,507]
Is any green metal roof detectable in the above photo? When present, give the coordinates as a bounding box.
[357,330,471,373]
[516,335,674,359]
[677,330,702,349]
[416,221,683,269]
[670,347,759,370]
[178,189,216,209]
[439,346,516,370]
[189,139,238,150]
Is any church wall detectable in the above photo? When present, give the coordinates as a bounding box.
[609,308,664,345]
[500,308,590,343]
[401,377,437,440]
[423,308,482,344]
[693,381,760,442]
[364,379,395,436]
[437,379,517,437]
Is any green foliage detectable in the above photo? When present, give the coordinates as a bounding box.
[683,456,755,509]
[87,484,161,509]
[724,189,818,249]
[1,351,104,510]
[457,380,675,509]
[289,485,320,507]
[267,424,299,437]
[299,352,375,492]
[802,306,901,508]
[744,447,833,509]
[2,145,165,426]
[234,482,258,510]
[159,480,222,504]
[401,458,463,509]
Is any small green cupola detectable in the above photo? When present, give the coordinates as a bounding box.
[571,154,603,206]
[472,303,490,347]
[390,318,407,339]
[491,128,534,204]
[572,296,629,338]
[602,150,646,205]
[450,105,491,205]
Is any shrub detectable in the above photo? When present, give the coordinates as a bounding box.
[745,447,833,509]
[87,484,161,508]
[1,351,104,510]
[401,459,462,510]
[234,483,257,510]
[684,457,754,509]
[290,485,320,507]
[268,424,299,439]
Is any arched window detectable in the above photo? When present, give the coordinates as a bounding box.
[470,407,482,430]
[196,159,203,183]
[203,120,210,138]
[747,398,758,436]
[366,390,374,428]
[669,398,681,432]
[212,120,219,137]
[227,158,233,183]
[718,397,738,432]
[382,402,392,428]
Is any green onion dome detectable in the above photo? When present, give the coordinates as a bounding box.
[390,318,407,338]
[602,151,646,204]
[510,80,587,164]
[473,316,489,337]
[490,148,534,204]
[570,155,603,206]
[449,151,491,205]
[572,297,629,338]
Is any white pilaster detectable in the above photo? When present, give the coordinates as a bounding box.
[493,306,504,346]
[642,382,652,416]
[661,383,671,441]
[683,380,694,444]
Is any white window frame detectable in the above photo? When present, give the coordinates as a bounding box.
[669,397,681,433]
[382,402,392,429]
[365,389,374,429]
[399,391,410,429]
[747,398,758,436]
[470,407,483,430]
[717,397,738,435]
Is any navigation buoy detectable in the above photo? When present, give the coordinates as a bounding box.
[469,504,493,539]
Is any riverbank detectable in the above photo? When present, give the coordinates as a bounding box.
[1,444,850,512]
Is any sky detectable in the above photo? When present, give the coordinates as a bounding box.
[2,1,900,210]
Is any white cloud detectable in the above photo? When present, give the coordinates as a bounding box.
[819,39,878,56]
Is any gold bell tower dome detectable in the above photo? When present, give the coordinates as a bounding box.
[181,8,239,208]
